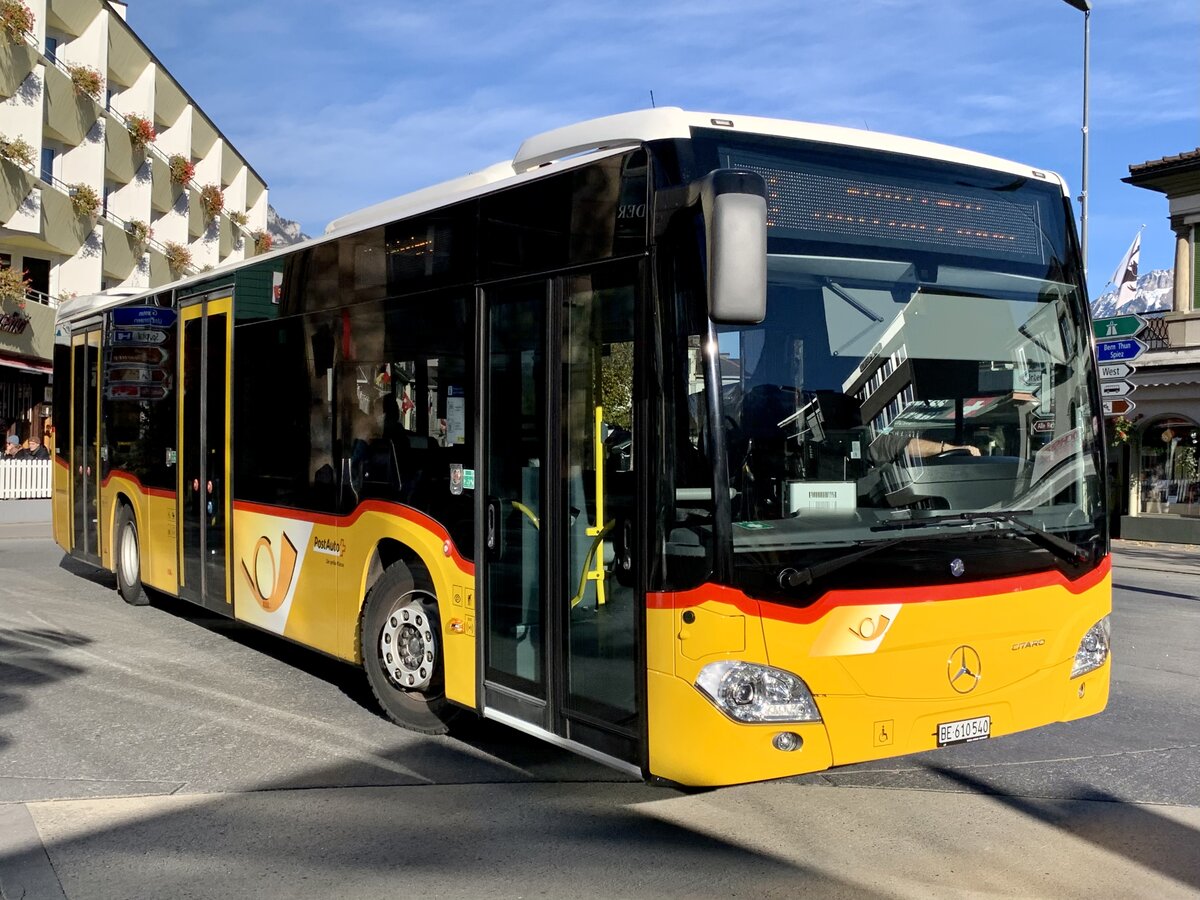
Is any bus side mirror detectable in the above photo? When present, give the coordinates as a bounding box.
[691,169,767,325]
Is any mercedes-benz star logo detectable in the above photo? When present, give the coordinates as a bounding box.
[947,645,982,694]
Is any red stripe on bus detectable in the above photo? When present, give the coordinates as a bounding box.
[231,498,475,575]
[648,556,1111,624]
[101,468,177,499]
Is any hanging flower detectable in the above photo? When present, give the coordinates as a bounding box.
[0,0,34,45]
[168,154,195,186]
[0,133,34,168]
[0,264,31,308]
[252,230,273,255]
[125,114,156,150]
[228,210,248,227]
[1110,416,1134,445]
[198,183,223,219]
[67,63,103,100]
[126,218,151,248]
[69,182,100,218]
[163,241,191,272]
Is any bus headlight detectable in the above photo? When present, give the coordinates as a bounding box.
[694,661,821,723]
[1070,615,1111,678]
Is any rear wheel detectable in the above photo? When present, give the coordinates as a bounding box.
[115,505,147,606]
[360,562,458,734]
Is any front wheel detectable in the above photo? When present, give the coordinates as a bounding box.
[360,562,458,735]
[115,505,147,606]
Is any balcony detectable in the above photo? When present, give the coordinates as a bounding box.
[0,40,39,101]
[42,60,101,146]
[106,16,148,89]
[46,0,101,39]
[37,175,92,254]
[149,154,177,212]
[100,215,138,280]
[0,155,38,225]
[103,111,139,184]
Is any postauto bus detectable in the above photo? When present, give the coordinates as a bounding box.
[53,109,1110,787]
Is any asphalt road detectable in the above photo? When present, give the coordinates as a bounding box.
[1,530,1198,899]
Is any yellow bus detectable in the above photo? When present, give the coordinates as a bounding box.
[53,109,1111,787]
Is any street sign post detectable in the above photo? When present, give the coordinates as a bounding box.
[1102,398,1136,416]
[1100,380,1134,398]
[1096,337,1147,363]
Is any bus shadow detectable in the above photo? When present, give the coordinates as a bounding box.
[925,765,1200,891]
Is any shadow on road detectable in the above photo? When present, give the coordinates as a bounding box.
[926,765,1200,891]
[1114,582,1199,602]
[0,626,92,755]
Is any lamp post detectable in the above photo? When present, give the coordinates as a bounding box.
[1062,0,1091,276]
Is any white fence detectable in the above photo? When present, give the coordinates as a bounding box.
[0,459,52,499]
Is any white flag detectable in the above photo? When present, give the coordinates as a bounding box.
[1112,232,1141,309]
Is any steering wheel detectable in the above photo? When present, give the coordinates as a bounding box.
[934,447,975,459]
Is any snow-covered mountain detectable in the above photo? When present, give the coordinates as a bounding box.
[1090,269,1173,318]
[267,205,309,248]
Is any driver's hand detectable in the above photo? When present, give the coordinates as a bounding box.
[965,445,982,456]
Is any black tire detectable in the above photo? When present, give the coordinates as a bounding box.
[360,562,458,735]
[114,505,148,606]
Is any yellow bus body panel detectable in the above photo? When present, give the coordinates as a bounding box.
[647,562,1111,787]
[230,501,477,708]
[52,457,70,550]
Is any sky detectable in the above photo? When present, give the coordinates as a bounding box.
[128,0,1198,297]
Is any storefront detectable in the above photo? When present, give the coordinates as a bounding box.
[0,299,54,445]
[1117,361,1200,543]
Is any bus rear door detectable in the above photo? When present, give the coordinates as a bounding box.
[178,294,233,614]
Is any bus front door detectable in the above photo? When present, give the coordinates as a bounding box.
[178,296,233,614]
[69,326,101,562]
[480,263,642,773]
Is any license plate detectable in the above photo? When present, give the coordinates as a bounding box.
[937,715,991,747]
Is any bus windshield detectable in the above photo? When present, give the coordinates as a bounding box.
[677,133,1104,596]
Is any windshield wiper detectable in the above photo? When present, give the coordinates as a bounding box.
[777,530,951,589]
[873,510,1088,565]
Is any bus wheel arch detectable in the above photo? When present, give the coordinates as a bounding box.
[359,549,459,735]
[114,499,148,607]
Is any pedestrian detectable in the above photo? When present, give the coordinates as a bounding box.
[22,436,49,460]
[3,435,21,460]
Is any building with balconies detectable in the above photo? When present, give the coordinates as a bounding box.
[1114,148,1200,543]
[0,0,269,442]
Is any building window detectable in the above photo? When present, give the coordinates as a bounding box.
[40,147,54,184]
[1138,418,1200,519]
[44,36,57,61]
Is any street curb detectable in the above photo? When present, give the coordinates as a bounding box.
[0,805,67,900]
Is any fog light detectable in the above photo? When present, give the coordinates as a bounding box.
[773,731,802,752]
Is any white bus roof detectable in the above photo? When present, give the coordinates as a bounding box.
[58,108,1067,326]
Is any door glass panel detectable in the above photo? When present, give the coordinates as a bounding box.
[70,340,90,555]
[563,271,637,722]
[85,334,100,557]
[484,287,546,696]
[204,313,228,605]
[181,315,203,593]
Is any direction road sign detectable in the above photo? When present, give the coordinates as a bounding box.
[1102,398,1136,416]
[1093,314,1146,340]
[111,328,167,345]
[1098,362,1135,380]
[1096,338,1147,363]
[1032,419,1055,434]
[108,346,168,366]
[111,306,176,329]
[1100,380,1134,398]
